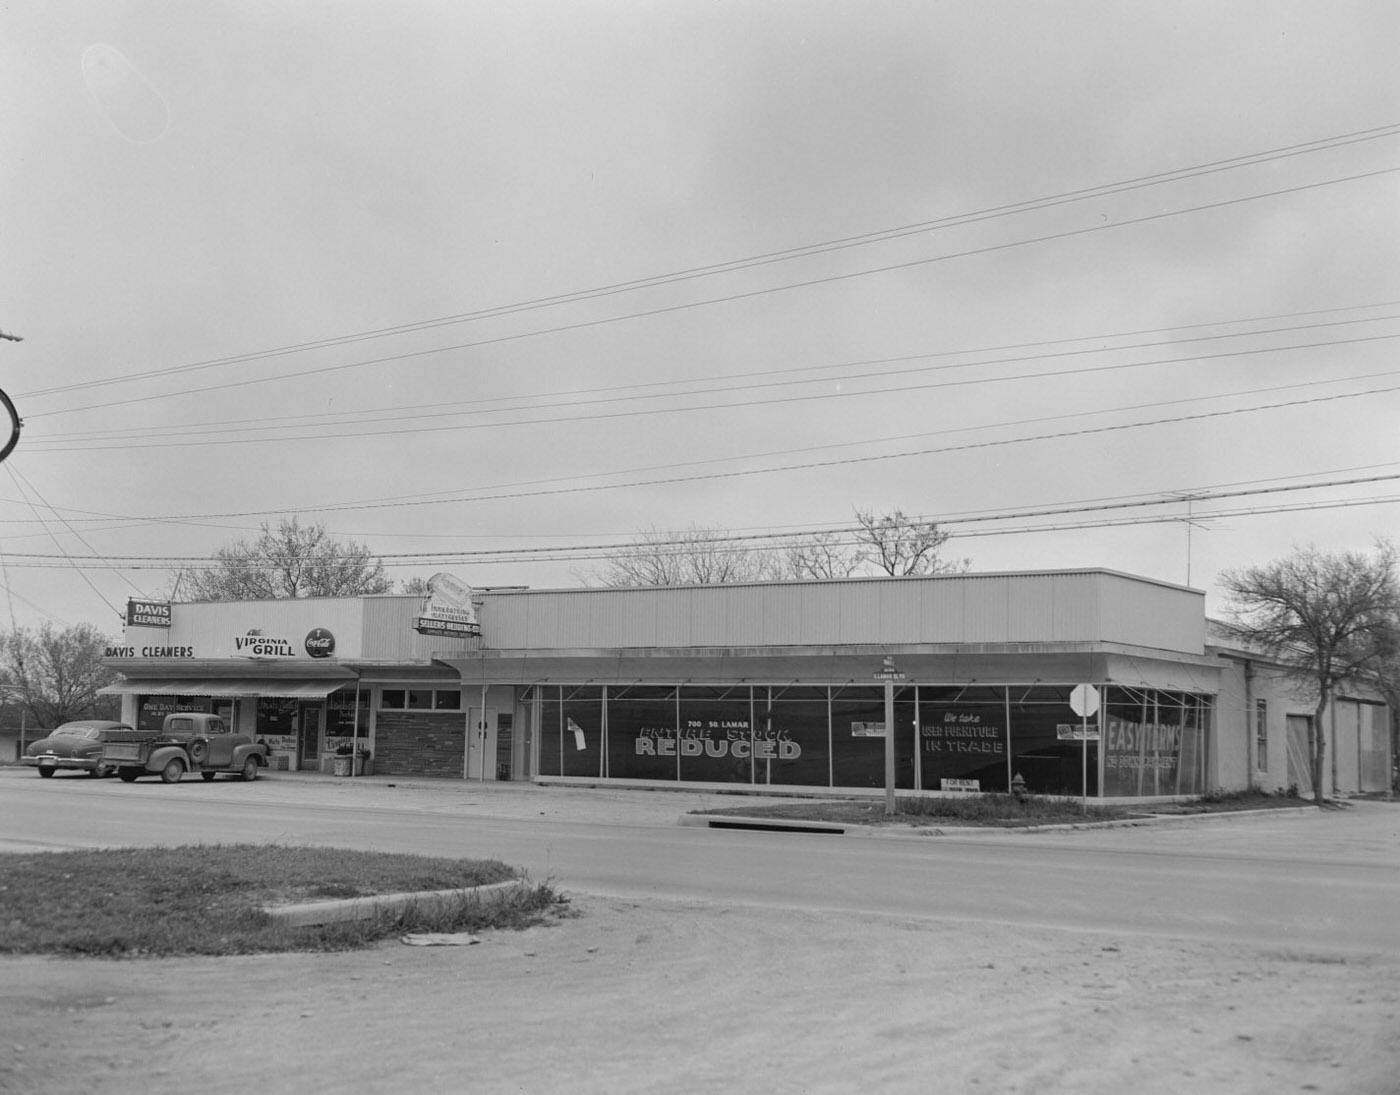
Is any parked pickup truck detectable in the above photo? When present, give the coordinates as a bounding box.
[103,713,269,784]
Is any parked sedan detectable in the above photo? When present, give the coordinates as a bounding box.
[21,721,133,778]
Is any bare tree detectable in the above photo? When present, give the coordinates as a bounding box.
[597,511,969,586]
[595,524,787,587]
[786,530,866,580]
[1219,541,1400,805]
[177,517,393,601]
[853,509,969,576]
[0,623,119,729]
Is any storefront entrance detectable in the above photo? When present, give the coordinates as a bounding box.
[467,706,496,780]
[298,704,324,771]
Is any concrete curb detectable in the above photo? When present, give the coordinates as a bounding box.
[678,804,1320,838]
[262,879,528,928]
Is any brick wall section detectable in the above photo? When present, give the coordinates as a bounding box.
[374,711,466,778]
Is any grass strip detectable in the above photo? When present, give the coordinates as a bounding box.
[0,844,566,958]
[693,789,1304,827]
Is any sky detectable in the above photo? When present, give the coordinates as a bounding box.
[1,1,1398,640]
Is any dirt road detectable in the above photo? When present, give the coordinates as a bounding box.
[3,895,1397,1095]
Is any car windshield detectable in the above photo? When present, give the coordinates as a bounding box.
[56,727,102,740]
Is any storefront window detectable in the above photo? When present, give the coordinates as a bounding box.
[137,694,211,733]
[607,685,678,781]
[830,686,916,789]
[677,685,755,784]
[760,686,830,788]
[325,688,370,742]
[1101,688,1208,796]
[917,686,1010,793]
[1008,685,1098,798]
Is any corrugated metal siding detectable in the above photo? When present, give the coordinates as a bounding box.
[359,597,478,662]
[477,571,1204,655]
[1099,574,1205,653]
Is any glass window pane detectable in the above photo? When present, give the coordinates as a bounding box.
[560,686,605,779]
[830,686,916,790]
[380,689,405,710]
[677,687,754,784]
[606,686,676,781]
[407,690,433,709]
[918,687,1009,793]
[760,686,831,787]
[1010,687,1096,797]
[434,691,461,710]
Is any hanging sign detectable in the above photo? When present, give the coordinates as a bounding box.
[126,600,172,628]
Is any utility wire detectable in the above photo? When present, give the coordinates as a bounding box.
[20,122,1400,403]
[28,309,1400,445]
[24,164,1400,421]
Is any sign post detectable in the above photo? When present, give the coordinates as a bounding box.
[873,656,907,816]
[1069,683,1101,811]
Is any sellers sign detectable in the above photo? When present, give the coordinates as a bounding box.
[413,572,481,638]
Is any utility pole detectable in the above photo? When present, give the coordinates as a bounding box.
[0,326,22,464]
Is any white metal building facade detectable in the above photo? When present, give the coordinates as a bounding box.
[99,569,1391,798]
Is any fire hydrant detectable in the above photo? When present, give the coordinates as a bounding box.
[1011,772,1028,802]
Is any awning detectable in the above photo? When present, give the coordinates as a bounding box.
[99,679,354,699]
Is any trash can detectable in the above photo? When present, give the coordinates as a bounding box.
[333,755,352,777]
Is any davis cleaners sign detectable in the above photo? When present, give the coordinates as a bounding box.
[126,600,171,628]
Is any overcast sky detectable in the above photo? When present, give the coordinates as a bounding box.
[2,1,1397,637]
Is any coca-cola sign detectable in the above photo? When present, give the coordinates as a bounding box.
[304,627,336,659]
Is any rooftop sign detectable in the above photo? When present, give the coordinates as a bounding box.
[414,572,481,638]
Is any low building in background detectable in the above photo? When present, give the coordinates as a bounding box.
[97,569,1393,799]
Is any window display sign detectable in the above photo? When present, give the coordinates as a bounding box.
[1101,690,1207,796]
[919,702,1009,793]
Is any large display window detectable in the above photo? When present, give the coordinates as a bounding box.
[1007,685,1097,798]
[917,686,1010,793]
[677,685,755,783]
[531,682,1212,797]
[761,686,831,787]
[607,685,678,781]
[1102,687,1209,796]
[538,686,605,779]
[830,686,916,789]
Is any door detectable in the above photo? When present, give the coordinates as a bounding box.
[467,706,496,780]
[1286,714,1314,797]
[298,705,324,771]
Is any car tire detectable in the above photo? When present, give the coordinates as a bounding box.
[159,758,185,784]
[241,757,259,782]
[187,738,209,765]
[37,766,55,778]
[118,768,140,782]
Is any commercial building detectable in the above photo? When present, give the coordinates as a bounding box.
[99,568,1392,799]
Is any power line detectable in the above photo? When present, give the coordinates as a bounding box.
[24,165,1400,421]
[28,309,1400,446]
[4,469,1396,570]
[21,122,1400,405]
[23,330,1400,451]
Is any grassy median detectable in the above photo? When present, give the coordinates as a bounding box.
[0,844,567,958]
[693,789,1305,827]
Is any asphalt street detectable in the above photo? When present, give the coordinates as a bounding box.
[3,768,1398,953]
